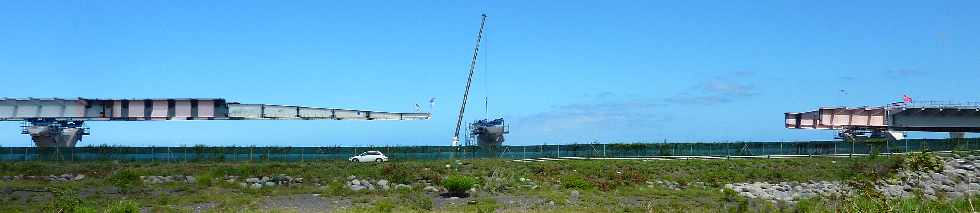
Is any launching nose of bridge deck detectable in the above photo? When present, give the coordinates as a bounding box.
[0,98,430,148]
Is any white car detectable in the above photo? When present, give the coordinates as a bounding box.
[349,151,388,162]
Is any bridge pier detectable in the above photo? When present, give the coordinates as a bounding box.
[22,119,87,148]
[951,132,967,139]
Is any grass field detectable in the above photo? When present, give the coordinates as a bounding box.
[2,154,979,212]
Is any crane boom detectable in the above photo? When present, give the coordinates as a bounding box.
[453,14,487,147]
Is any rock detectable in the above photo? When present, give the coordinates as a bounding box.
[264,182,276,187]
[931,173,946,181]
[250,183,263,189]
[246,178,260,183]
[350,185,365,191]
[377,179,389,188]
[395,184,412,190]
[185,176,197,184]
[424,186,440,193]
[364,182,375,190]
[351,179,361,186]
[73,174,85,181]
[569,190,580,203]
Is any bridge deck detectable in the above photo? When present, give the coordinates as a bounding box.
[786,105,980,133]
[0,98,429,121]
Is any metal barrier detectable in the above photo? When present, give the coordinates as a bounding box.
[0,138,977,162]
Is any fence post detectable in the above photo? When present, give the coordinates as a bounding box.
[763,143,767,158]
[779,142,783,156]
[557,145,560,158]
[603,144,606,157]
[726,143,730,159]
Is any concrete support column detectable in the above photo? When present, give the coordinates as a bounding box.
[24,120,86,148]
[950,132,967,139]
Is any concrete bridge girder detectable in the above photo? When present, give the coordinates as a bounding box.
[1,98,432,148]
[788,105,980,140]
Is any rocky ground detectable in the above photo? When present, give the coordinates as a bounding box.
[877,155,980,199]
[726,155,980,203]
[6,157,980,211]
[231,175,304,189]
[2,173,85,182]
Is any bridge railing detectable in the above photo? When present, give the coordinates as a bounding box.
[904,101,980,109]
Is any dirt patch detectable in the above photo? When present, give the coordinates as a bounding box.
[0,187,53,204]
[432,195,473,209]
[183,202,219,213]
[493,195,547,210]
[258,194,350,213]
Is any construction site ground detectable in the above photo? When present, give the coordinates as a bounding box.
[3,153,980,212]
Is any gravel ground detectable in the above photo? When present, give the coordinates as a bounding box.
[258,194,351,213]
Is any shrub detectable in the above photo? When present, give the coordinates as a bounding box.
[196,173,215,187]
[419,168,443,184]
[902,151,943,173]
[560,175,593,190]
[400,191,433,211]
[382,164,413,184]
[374,198,395,213]
[721,188,741,202]
[325,181,352,196]
[106,200,140,213]
[46,187,83,213]
[443,175,477,197]
[108,169,141,192]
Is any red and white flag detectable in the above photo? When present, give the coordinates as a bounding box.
[902,95,912,103]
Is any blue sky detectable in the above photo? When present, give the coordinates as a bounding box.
[2,1,979,146]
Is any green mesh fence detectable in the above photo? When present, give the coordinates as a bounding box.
[1,138,977,161]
